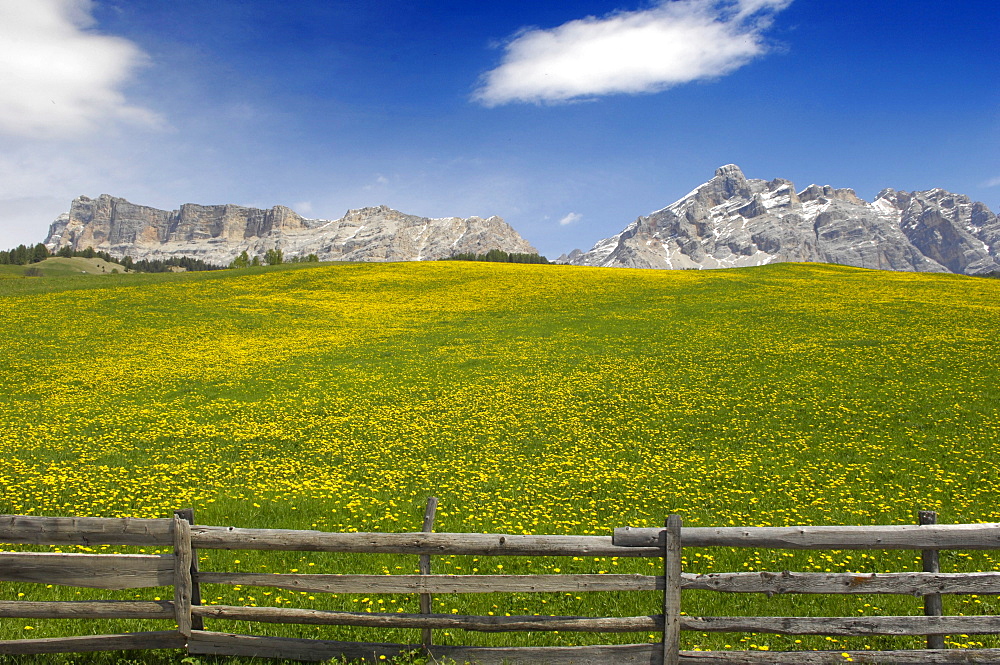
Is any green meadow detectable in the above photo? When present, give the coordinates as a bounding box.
[0,256,127,279]
[1,261,999,663]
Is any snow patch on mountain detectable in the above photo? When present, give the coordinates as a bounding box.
[559,165,1000,275]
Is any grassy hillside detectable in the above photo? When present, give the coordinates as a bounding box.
[1,261,999,661]
[0,256,127,279]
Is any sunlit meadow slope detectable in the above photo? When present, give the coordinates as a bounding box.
[1,261,999,658]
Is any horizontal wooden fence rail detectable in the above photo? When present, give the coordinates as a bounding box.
[193,606,662,632]
[0,600,175,619]
[0,515,174,546]
[197,570,1000,596]
[681,570,1000,596]
[190,526,662,557]
[0,551,174,588]
[5,510,1000,663]
[614,522,1000,550]
[198,571,663,593]
[0,632,187,656]
[186,634,1000,665]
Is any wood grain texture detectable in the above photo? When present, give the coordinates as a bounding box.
[187,634,1000,664]
[920,510,946,650]
[681,570,1000,595]
[182,606,1000,637]
[0,552,173,589]
[188,631,661,664]
[172,516,193,638]
[0,631,184,655]
[419,496,438,649]
[614,524,1000,550]
[678,649,1000,663]
[197,571,660,594]
[436,643,661,665]
[685,615,1000,636]
[175,508,204,631]
[192,605,661,632]
[663,515,682,665]
[197,569,1000,596]
[191,526,661,556]
[0,600,173,619]
[0,515,172,546]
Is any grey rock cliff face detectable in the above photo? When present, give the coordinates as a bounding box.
[44,196,537,264]
[562,165,1000,274]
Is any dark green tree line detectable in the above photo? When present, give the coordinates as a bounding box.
[0,243,49,265]
[443,249,550,264]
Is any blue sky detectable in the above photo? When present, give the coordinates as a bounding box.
[0,0,997,258]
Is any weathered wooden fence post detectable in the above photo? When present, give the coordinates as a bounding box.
[663,514,682,665]
[172,515,193,639]
[174,508,204,631]
[919,509,945,650]
[420,497,439,651]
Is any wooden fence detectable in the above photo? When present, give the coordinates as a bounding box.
[4,508,1000,663]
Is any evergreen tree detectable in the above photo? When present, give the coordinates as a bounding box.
[443,249,549,265]
[229,251,251,269]
[264,248,284,265]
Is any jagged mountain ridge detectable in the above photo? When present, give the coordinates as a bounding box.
[559,165,1000,275]
[44,195,537,264]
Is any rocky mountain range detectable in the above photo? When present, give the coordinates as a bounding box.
[559,165,1000,275]
[43,195,537,264]
[42,168,1000,275]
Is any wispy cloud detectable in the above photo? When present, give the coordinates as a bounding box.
[363,174,390,192]
[473,0,792,107]
[0,0,161,138]
[559,212,582,226]
[984,176,1000,188]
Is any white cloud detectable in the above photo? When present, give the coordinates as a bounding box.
[0,0,160,138]
[473,0,792,106]
[984,176,1000,188]
[559,212,582,226]
[363,174,390,192]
